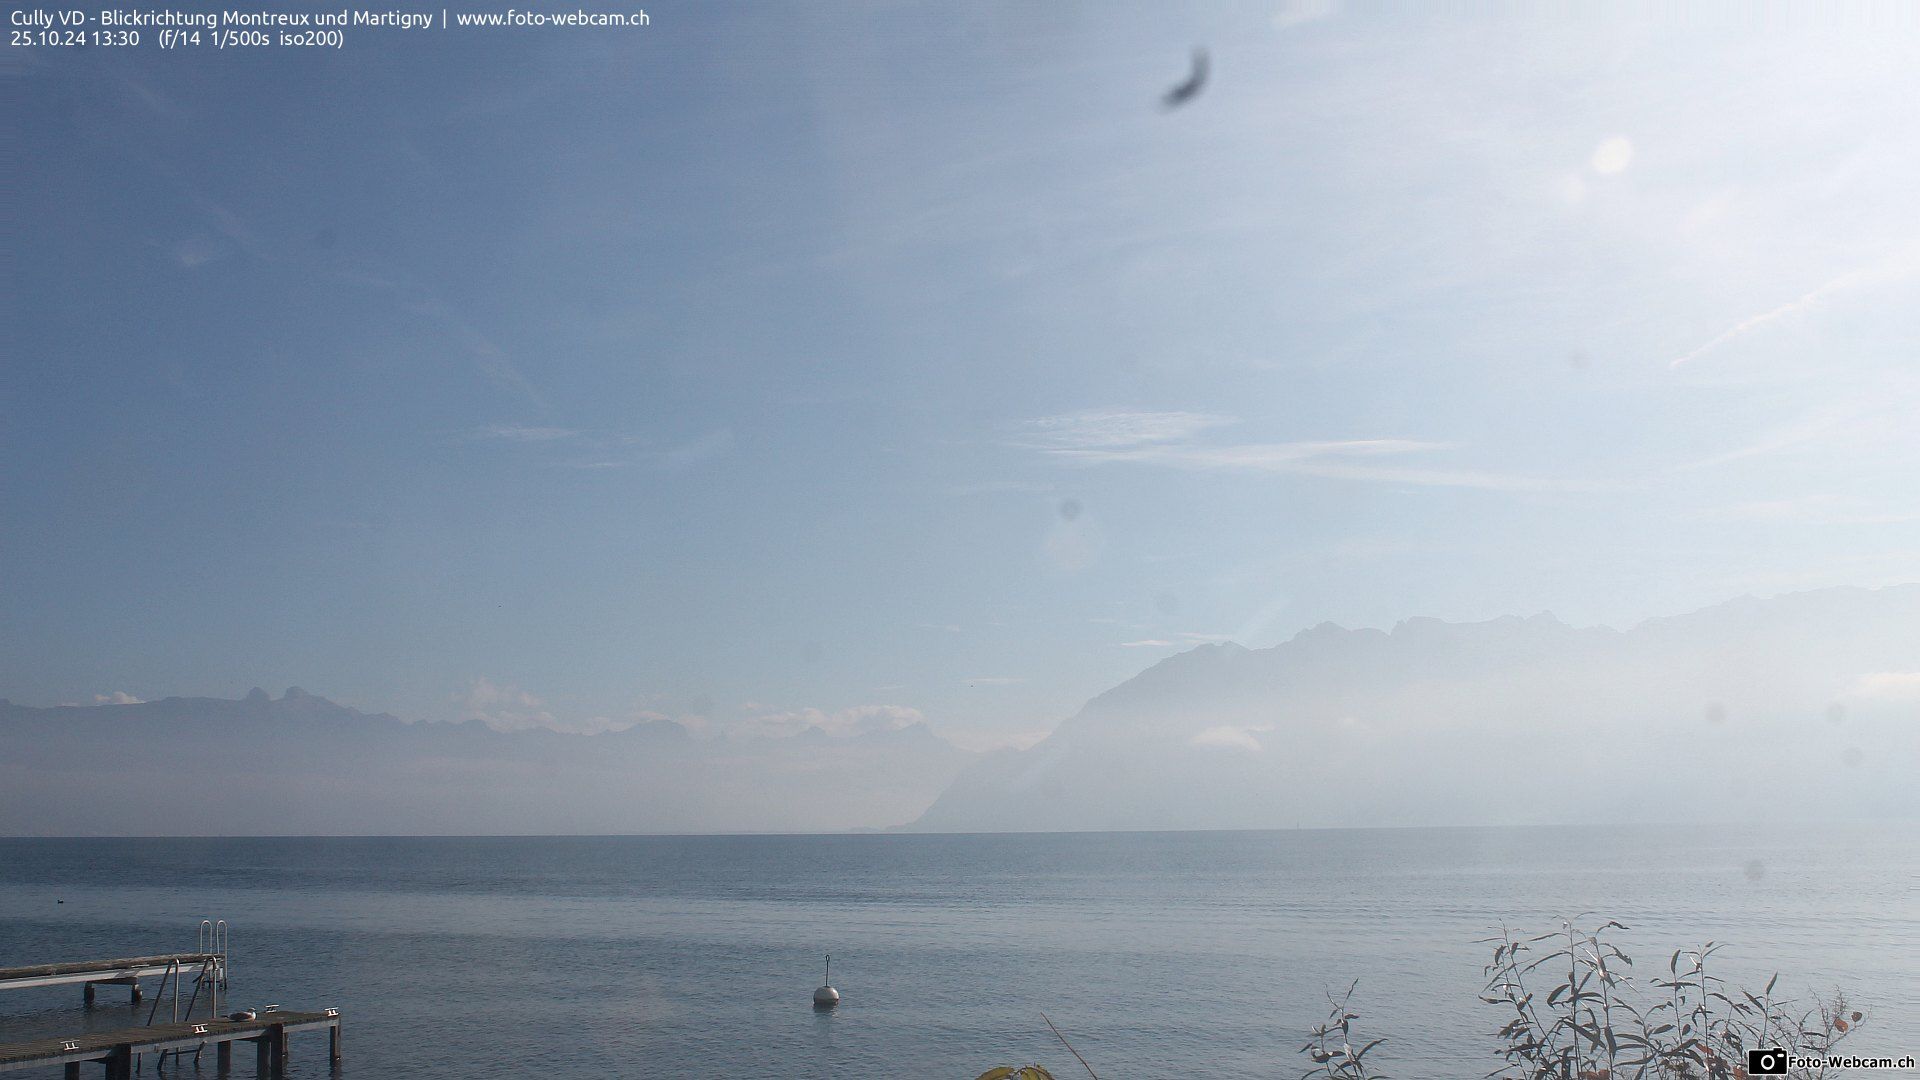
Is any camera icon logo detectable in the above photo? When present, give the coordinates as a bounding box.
[1747,1047,1789,1075]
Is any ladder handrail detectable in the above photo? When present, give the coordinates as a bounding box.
[197,919,229,985]
[195,919,228,1012]
[142,959,179,1027]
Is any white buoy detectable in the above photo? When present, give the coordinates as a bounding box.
[812,954,839,1009]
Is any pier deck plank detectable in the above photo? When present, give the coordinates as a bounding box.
[0,955,222,992]
[0,1011,337,1073]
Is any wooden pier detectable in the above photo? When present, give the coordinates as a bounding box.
[3,928,340,1077]
[0,955,224,1005]
[0,1008,340,1077]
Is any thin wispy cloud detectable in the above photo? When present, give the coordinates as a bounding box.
[1280,459,1573,492]
[1669,271,1867,368]
[1023,413,1560,492]
[1680,406,1859,471]
[459,677,664,735]
[1848,672,1920,702]
[1190,723,1274,752]
[1057,438,1442,468]
[948,479,1055,497]
[1679,383,1920,471]
[567,429,736,471]
[656,428,735,470]
[410,298,549,409]
[331,265,551,413]
[460,677,562,732]
[1669,250,1917,368]
[1697,498,1920,526]
[1119,634,1233,649]
[118,75,183,118]
[460,425,736,474]
[1272,0,1338,31]
[468,424,579,443]
[1020,410,1233,451]
[732,702,930,739]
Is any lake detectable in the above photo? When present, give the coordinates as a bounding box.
[1,826,1914,1077]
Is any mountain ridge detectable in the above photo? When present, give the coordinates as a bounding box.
[909,584,1920,832]
[0,688,974,835]
[5,585,1914,835]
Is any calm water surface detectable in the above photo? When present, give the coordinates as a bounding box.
[1,827,1915,1078]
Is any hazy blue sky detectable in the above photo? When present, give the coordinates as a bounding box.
[8,2,1919,748]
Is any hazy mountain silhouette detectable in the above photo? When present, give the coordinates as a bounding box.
[0,689,973,835]
[910,586,1920,831]
[6,587,1914,835]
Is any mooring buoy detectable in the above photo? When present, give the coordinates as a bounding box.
[813,954,839,1009]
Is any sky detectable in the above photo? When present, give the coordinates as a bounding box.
[6,1,1920,751]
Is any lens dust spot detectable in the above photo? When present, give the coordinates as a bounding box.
[173,237,227,268]
[1154,591,1181,616]
[1842,745,1863,768]
[1591,135,1635,175]
[1057,498,1082,522]
[1742,859,1766,883]
[1704,702,1726,726]
[1825,703,1846,725]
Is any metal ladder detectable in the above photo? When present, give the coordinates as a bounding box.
[143,921,229,1071]
[197,919,229,992]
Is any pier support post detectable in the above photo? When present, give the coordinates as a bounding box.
[84,982,96,1005]
[217,1040,232,1073]
[329,1021,342,1066]
[105,1046,133,1080]
[64,1063,80,1080]
[255,1034,270,1078]
[129,979,142,1004]
[254,1024,287,1078]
